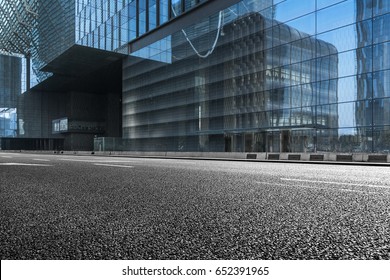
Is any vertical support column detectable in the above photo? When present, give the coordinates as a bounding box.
[146,0,149,32]
[26,54,31,92]
[168,0,172,19]
[156,0,160,26]
[136,0,140,37]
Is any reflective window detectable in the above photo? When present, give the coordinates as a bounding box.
[373,70,390,98]
[286,13,315,35]
[274,0,315,23]
[373,13,390,44]
[373,126,390,153]
[184,0,197,11]
[317,22,372,53]
[373,98,390,125]
[129,0,137,40]
[317,0,345,10]
[139,0,147,35]
[373,0,390,16]
[172,0,181,17]
[317,0,355,33]
[149,0,157,30]
[160,0,169,24]
[373,42,390,71]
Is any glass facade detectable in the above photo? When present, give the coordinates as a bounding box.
[33,0,75,83]
[75,0,205,54]
[0,54,21,137]
[1,0,208,91]
[0,0,75,88]
[1,0,390,153]
[122,0,390,153]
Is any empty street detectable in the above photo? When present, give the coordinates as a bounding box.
[1,152,389,259]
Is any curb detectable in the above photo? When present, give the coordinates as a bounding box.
[2,150,390,167]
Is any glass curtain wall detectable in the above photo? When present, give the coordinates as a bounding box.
[122,0,390,153]
[0,54,21,137]
[75,0,207,53]
[30,0,75,84]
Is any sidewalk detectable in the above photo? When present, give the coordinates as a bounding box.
[2,150,390,166]
[103,151,390,166]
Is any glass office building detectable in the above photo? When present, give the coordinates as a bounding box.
[0,0,390,153]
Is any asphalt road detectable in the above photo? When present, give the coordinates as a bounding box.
[1,152,389,260]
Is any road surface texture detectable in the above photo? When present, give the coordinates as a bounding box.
[1,152,389,259]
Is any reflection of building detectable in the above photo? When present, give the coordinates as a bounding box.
[123,12,338,152]
[224,15,338,153]
[355,0,390,152]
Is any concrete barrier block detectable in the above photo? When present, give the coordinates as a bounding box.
[268,153,280,160]
[288,154,301,160]
[310,154,324,161]
[368,154,387,162]
[246,153,257,159]
[336,154,353,162]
